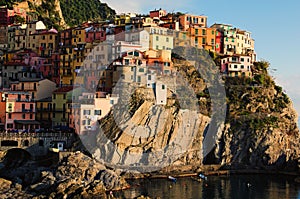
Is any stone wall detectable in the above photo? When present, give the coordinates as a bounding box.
[0,132,75,157]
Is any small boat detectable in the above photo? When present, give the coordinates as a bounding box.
[168,176,177,183]
[199,173,207,180]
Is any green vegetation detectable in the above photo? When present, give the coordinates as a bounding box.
[60,0,116,27]
[0,0,24,9]
[13,15,25,24]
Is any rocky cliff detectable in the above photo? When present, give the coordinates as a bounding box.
[86,50,300,173]
[0,151,128,198]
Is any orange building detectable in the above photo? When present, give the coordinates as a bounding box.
[179,14,207,31]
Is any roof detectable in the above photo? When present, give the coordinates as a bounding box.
[36,96,52,102]
[53,86,76,94]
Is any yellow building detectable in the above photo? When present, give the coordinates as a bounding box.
[114,13,133,26]
[52,86,74,127]
[60,47,73,85]
[59,27,86,85]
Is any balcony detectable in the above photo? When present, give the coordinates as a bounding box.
[9,108,34,113]
[22,109,34,113]
[36,108,52,112]
[7,98,35,102]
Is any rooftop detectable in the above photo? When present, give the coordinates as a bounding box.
[53,86,76,94]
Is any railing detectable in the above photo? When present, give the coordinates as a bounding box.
[0,132,75,138]
[7,99,35,102]
[36,108,52,112]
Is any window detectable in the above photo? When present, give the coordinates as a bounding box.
[166,37,169,42]
[156,36,159,41]
[63,94,66,99]
[39,140,44,146]
[53,94,56,99]
[139,68,144,72]
[234,65,238,69]
[84,110,91,115]
[162,85,165,89]
[22,114,25,119]
[124,59,129,65]
[241,58,244,62]
[148,75,151,80]
[7,123,13,128]
[82,120,86,125]
[212,30,215,35]
[95,110,101,115]
[8,113,11,119]
[241,65,244,69]
[30,114,33,119]
[195,29,198,35]
[202,29,206,35]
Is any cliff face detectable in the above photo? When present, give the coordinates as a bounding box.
[88,57,300,173]
[212,62,300,170]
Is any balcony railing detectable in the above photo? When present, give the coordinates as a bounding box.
[7,98,35,102]
[36,108,52,112]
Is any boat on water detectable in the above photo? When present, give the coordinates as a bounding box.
[168,176,177,182]
[199,173,207,180]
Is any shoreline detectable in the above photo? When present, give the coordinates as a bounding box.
[124,169,300,180]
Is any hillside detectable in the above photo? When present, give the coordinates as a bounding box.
[60,0,116,26]
[0,0,116,29]
[84,48,300,173]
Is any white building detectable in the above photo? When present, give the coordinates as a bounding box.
[155,81,167,105]
[125,30,150,51]
[75,92,119,134]
[221,55,253,77]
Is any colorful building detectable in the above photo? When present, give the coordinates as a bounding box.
[4,91,39,130]
[149,9,167,19]
[36,97,52,129]
[221,55,253,77]
[144,26,173,51]
[179,14,207,31]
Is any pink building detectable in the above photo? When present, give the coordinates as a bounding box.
[85,26,106,43]
[4,91,39,131]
